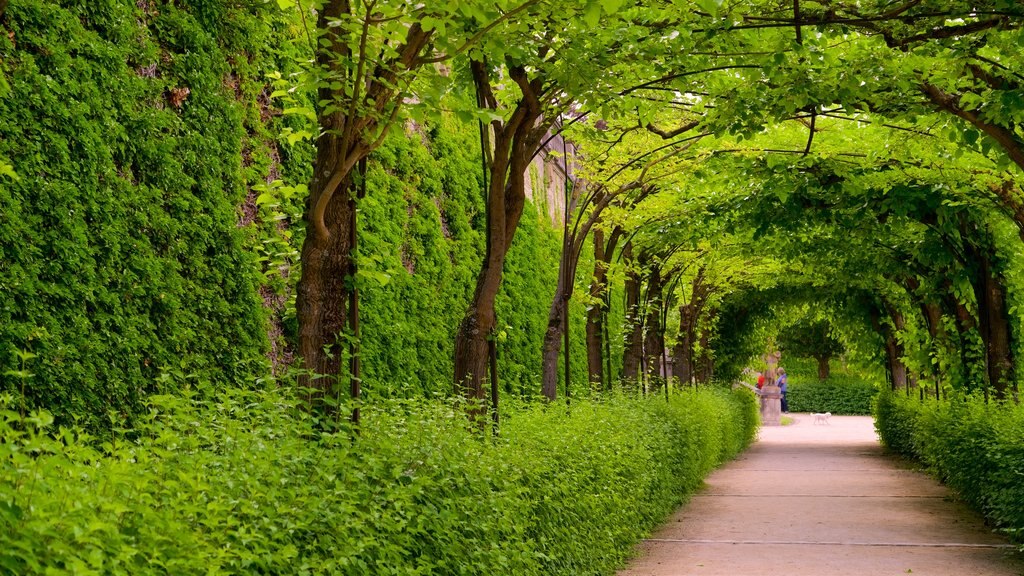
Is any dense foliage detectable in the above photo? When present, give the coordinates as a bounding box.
[875,392,1024,545]
[0,0,278,429]
[0,386,757,575]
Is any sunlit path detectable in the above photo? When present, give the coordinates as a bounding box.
[619,415,1024,576]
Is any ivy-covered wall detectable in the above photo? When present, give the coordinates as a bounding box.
[0,0,283,429]
[0,1,601,426]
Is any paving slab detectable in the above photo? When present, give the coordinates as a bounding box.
[618,414,1024,576]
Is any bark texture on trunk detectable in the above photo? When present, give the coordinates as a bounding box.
[816,356,830,380]
[455,60,546,406]
[884,304,909,391]
[642,267,665,389]
[585,229,612,389]
[297,2,432,408]
[672,268,707,387]
[979,253,1014,398]
[296,169,354,403]
[541,257,571,400]
[621,243,644,385]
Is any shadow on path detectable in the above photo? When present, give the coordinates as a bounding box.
[618,415,1024,576]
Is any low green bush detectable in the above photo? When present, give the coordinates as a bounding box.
[874,391,1024,546]
[785,377,878,415]
[0,386,757,575]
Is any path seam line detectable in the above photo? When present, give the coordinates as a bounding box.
[642,538,1017,549]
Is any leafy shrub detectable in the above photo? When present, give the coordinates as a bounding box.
[0,385,756,575]
[874,391,1024,545]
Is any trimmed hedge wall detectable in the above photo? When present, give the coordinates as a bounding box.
[781,358,878,415]
[874,391,1024,546]
[786,377,877,415]
[0,386,757,575]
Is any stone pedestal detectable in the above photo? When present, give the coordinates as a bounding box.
[760,384,781,426]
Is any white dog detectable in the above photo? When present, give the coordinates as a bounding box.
[812,412,832,425]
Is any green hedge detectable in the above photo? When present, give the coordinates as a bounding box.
[0,386,757,575]
[0,0,278,430]
[786,377,878,415]
[874,391,1024,545]
[780,358,878,415]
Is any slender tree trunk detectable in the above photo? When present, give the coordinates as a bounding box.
[586,228,620,389]
[673,269,707,387]
[920,301,945,397]
[454,60,545,410]
[585,229,608,389]
[541,256,571,400]
[979,253,1013,398]
[621,243,643,385]
[642,267,664,390]
[454,166,527,407]
[885,305,909,391]
[672,303,695,387]
[296,145,355,406]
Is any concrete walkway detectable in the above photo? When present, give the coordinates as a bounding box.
[619,414,1024,576]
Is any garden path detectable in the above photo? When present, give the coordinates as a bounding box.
[618,414,1024,576]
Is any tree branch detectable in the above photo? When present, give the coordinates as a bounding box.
[645,119,701,139]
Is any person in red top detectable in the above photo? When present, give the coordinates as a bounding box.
[756,373,765,389]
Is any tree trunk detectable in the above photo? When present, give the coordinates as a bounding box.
[944,291,981,393]
[816,355,830,380]
[672,303,695,387]
[295,141,355,406]
[980,253,1013,398]
[920,301,945,397]
[885,305,909,391]
[695,310,716,384]
[642,267,664,390]
[454,178,525,406]
[585,229,607,389]
[454,59,545,409]
[621,243,643,385]
[296,3,432,409]
[673,268,707,387]
[585,227,620,389]
[541,255,571,400]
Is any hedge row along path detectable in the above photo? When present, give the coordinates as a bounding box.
[619,415,1023,576]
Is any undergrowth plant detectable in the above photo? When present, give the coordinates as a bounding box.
[0,384,757,575]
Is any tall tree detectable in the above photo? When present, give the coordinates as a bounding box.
[292,0,535,408]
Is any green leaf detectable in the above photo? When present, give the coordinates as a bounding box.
[583,1,602,28]
[0,162,17,181]
[694,0,721,16]
[601,0,628,13]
